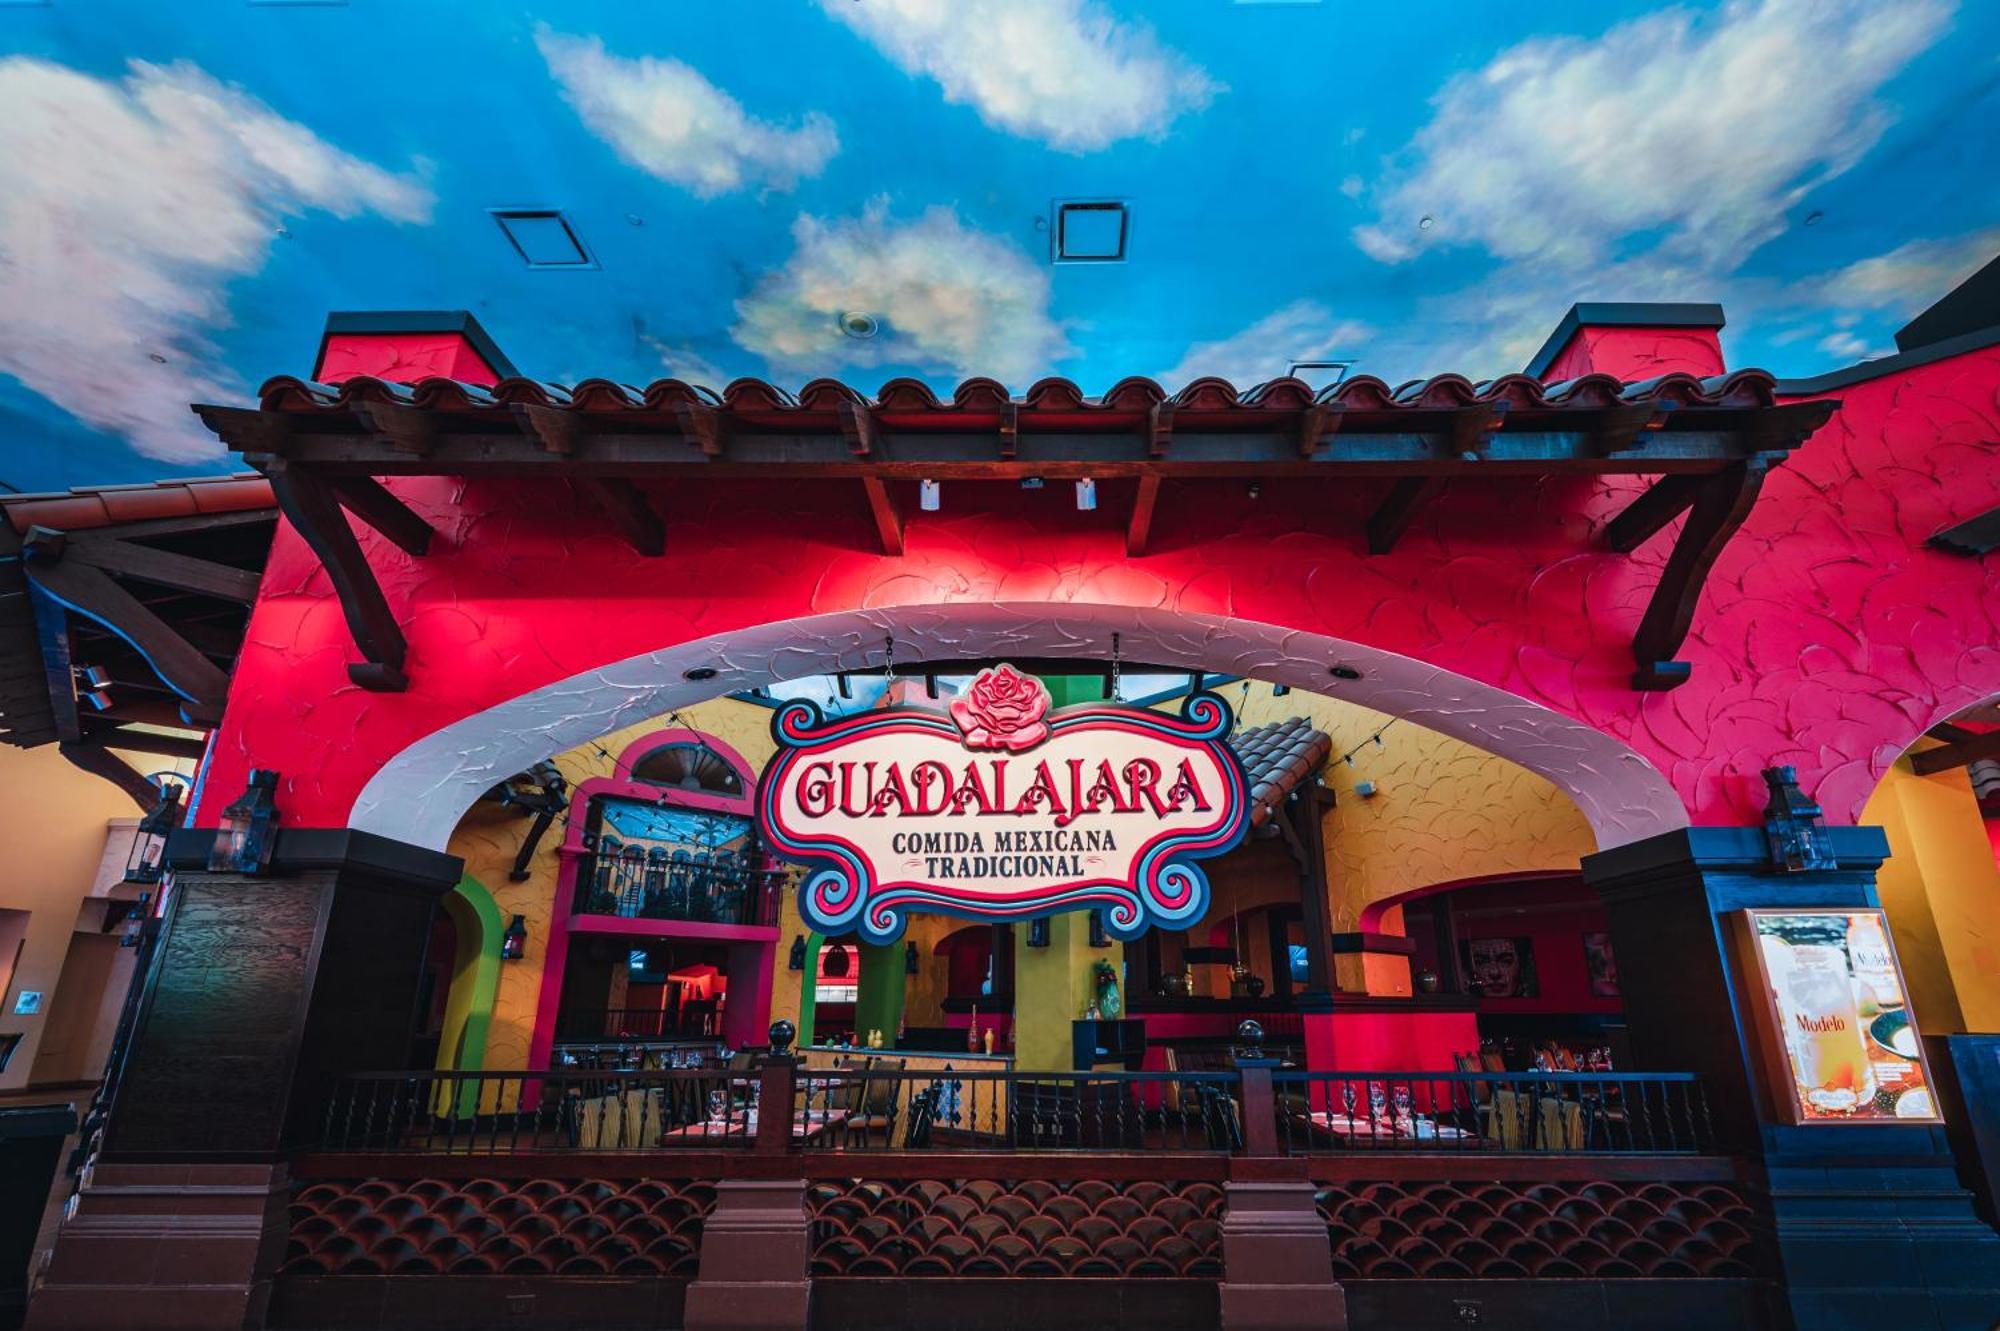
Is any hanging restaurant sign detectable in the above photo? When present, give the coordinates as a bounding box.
[759,665,1250,945]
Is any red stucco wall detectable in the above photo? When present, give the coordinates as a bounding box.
[195,329,2000,835]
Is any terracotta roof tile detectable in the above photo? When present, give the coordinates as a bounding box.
[2,474,273,535]
[1228,715,1333,827]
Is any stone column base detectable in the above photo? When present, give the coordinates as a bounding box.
[25,1162,287,1331]
[683,1178,811,1331]
[1219,1179,1347,1331]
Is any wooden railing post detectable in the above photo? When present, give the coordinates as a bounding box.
[756,1019,798,1154]
[1232,1020,1280,1157]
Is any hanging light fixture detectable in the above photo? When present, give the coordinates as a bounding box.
[789,935,808,971]
[823,943,851,978]
[207,769,279,875]
[501,915,529,961]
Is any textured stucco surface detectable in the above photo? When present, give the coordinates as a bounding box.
[194,335,2000,849]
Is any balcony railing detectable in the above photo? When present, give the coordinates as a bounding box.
[572,854,771,925]
[313,1061,1713,1157]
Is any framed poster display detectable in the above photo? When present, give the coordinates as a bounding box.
[1734,907,1940,1125]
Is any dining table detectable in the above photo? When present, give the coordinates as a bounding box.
[658,1106,849,1143]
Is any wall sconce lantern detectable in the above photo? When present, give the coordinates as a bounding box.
[208,769,279,875]
[905,940,919,975]
[118,894,152,949]
[1761,765,1836,872]
[1027,918,1050,948]
[788,935,807,971]
[1088,912,1110,949]
[122,777,184,885]
[501,915,529,961]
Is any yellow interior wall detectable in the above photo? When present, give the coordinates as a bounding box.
[1860,749,2000,1034]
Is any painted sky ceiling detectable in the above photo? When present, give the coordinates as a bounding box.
[0,0,1995,493]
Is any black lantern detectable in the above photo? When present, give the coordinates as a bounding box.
[208,769,279,875]
[1761,765,1836,872]
[788,935,807,971]
[1026,917,1050,948]
[905,940,919,975]
[122,777,184,886]
[117,894,152,948]
[501,914,528,961]
[1088,912,1110,948]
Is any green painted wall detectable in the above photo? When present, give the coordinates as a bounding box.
[436,873,504,1118]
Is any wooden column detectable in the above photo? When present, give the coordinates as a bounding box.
[28,828,459,1331]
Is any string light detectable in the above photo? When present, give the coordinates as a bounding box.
[1336,718,1398,768]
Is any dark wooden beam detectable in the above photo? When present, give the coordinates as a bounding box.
[1365,476,1447,555]
[998,401,1018,460]
[59,740,156,810]
[1299,404,1343,457]
[1288,786,1336,999]
[1147,403,1173,458]
[265,460,408,691]
[861,476,903,556]
[835,400,877,457]
[1450,403,1508,459]
[357,400,436,454]
[1910,729,2000,776]
[24,543,230,722]
[79,723,210,762]
[190,403,291,453]
[675,400,724,456]
[1127,473,1161,556]
[1591,403,1669,455]
[60,531,262,603]
[1604,474,1704,553]
[573,478,665,557]
[1631,458,1772,690]
[328,476,433,557]
[510,402,581,456]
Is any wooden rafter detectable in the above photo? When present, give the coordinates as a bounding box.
[327,476,433,557]
[1298,403,1343,457]
[1127,473,1161,556]
[59,740,157,810]
[1365,476,1447,555]
[861,476,904,556]
[55,531,262,603]
[1631,458,1772,690]
[264,460,409,691]
[24,530,230,723]
[1592,402,1669,455]
[357,400,436,454]
[574,478,666,557]
[835,400,877,457]
[1146,403,1173,458]
[1910,729,2000,776]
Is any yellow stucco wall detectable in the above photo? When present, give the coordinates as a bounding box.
[0,743,167,1092]
[1861,749,2000,1034]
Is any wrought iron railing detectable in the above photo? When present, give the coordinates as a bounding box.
[312,1062,1711,1157]
[1271,1069,1712,1154]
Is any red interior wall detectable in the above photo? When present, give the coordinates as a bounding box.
[1447,878,1622,1017]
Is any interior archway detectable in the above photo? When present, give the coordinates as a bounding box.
[351,603,1685,855]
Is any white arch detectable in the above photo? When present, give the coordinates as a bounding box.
[351,603,1686,852]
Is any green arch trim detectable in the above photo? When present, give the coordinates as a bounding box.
[436,873,504,1118]
[796,932,825,1049]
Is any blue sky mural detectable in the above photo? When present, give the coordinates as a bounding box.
[0,0,1995,492]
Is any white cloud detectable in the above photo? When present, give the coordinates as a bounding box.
[642,335,734,390]
[0,57,432,462]
[817,0,1218,152]
[1156,300,1369,388]
[1817,330,1872,360]
[1338,175,1364,199]
[1354,0,1952,271]
[1801,226,2000,313]
[538,31,837,198]
[734,199,1073,386]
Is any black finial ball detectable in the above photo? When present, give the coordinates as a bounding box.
[768,1020,796,1054]
[1235,1019,1264,1048]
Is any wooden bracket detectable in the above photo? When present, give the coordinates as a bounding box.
[190,404,292,454]
[574,478,666,557]
[25,552,232,716]
[1147,403,1174,459]
[59,740,157,810]
[998,401,1019,460]
[58,532,262,603]
[265,461,409,690]
[1127,473,1162,556]
[861,475,904,556]
[835,400,877,457]
[1910,729,2000,776]
[510,402,583,456]
[1631,458,1772,690]
[676,400,725,456]
[1591,402,1669,455]
[1365,477,1447,555]
[1603,474,1704,553]
[1299,403,1344,458]
[357,400,436,455]
[1449,403,1508,460]
[327,476,433,557]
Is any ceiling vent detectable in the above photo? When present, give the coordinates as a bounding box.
[1288,360,1354,391]
[491,209,597,270]
[1053,201,1128,263]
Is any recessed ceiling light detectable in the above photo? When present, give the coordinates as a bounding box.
[682,667,719,681]
[1328,664,1362,681]
[839,311,879,339]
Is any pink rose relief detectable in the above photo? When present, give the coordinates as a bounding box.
[949,664,1052,752]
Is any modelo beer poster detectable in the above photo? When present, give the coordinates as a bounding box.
[1736,907,1940,1124]
[758,665,1250,945]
